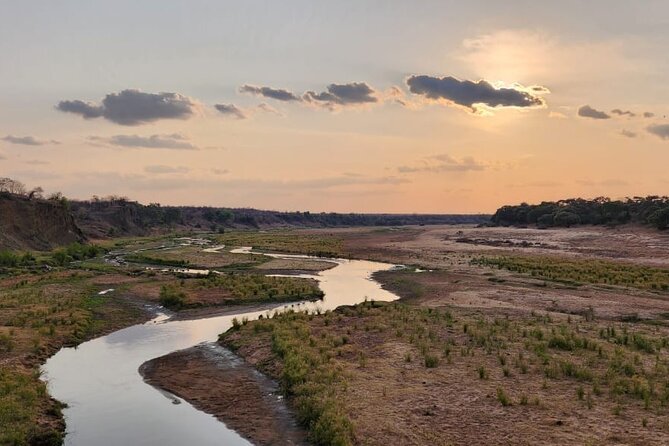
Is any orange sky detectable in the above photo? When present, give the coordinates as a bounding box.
[1,2,668,213]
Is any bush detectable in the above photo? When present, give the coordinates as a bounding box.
[497,387,511,406]
[159,285,186,309]
[424,354,439,368]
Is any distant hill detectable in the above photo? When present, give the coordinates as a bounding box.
[0,193,84,250]
[0,185,489,250]
[491,196,669,230]
[70,198,490,239]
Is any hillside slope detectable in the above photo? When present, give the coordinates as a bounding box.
[70,199,489,239]
[0,193,84,250]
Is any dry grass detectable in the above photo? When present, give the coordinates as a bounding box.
[0,271,146,445]
[222,300,669,445]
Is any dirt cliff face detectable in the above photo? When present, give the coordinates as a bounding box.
[0,194,85,250]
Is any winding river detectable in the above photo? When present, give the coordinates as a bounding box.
[42,248,400,445]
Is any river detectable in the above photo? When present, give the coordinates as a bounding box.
[42,248,400,445]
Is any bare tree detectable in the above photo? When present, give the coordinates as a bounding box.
[28,186,44,200]
[0,177,27,195]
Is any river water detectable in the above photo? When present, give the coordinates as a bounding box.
[42,250,400,445]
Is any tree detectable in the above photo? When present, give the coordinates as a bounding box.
[554,211,581,227]
[536,213,555,228]
[28,186,44,200]
[0,177,27,195]
[649,207,669,230]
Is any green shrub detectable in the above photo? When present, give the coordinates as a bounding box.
[159,285,186,309]
[497,387,511,406]
[424,354,439,368]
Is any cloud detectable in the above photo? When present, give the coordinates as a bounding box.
[55,100,103,119]
[6,169,61,180]
[25,160,49,165]
[577,178,630,187]
[57,89,198,125]
[405,75,545,112]
[384,85,420,108]
[67,171,408,194]
[2,135,59,146]
[643,112,655,118]
[507,180,562,188]
[215,103,247,119]
[303,82,378,109]
[548,111,568,119]
[256,103,282,115]
[458,30,652,93]
[611,109,635,117]
[211,168,229,175]
[0,153,5,160]
[144,165,190,174]
[647,124,669,140]
[620,129,637,138]
[240,82,380,110]
[239,84,300,102]
[578,105,610,120]
[89,133,198,150]
[600,178,629,187]
[398,154,486,173]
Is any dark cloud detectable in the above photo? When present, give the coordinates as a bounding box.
[398,154,486,173]
[89,133,198,150]
[620,129,637,138]
[55,100,104,119]
[303,82,378,107]
[211,168,229,175]
[57,89,198,125]
[611,109,635,117]
[647,124,669,140]
[144,165,190,174]
[405,75,544,110]
[578,105,610,120]
[2,135,59,146]
[214,103,247,119]
[239,84,300,102]
[644,112,655,118]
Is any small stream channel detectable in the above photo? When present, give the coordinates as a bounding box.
[42,246,401,445]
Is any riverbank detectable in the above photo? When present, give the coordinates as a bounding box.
[218,300,669,445]
[140,226,669,445]
[0,270,151,445]
[140,343,307,446]
[3,235,335,445]
[41,236,397,445]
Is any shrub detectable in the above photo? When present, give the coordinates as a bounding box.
[424,354,439,368]
[497,387,511,406]
[159,285,186,309]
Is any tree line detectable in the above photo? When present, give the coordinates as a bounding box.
[491,197,669,230]
[70,197,490,235]
[0,177,67,204]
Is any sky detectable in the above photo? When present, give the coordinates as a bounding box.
[1,0,668,213]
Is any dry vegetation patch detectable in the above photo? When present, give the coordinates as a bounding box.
[0,271,147,445]
[216,231,343,257]
[472,255,669,291]
[221,301,669,445]
[128,272,323,311]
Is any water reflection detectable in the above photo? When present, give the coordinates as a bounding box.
[43,253,399,446]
